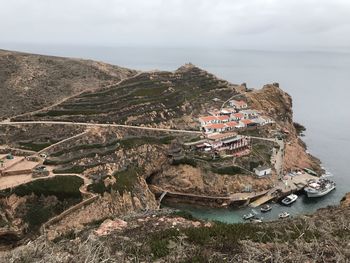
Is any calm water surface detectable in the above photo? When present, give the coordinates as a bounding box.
[3,44,349,222]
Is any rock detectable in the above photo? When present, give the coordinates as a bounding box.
[94,219,127,236]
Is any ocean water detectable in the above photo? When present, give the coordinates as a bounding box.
[3,44,349,222]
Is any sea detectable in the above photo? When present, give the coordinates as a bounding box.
[3,44,349,222]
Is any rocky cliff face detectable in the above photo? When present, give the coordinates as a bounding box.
[246,83,293,123]
[247,83,322,173]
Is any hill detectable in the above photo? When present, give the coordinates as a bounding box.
[13,63,241,129]
[0,49,137,120]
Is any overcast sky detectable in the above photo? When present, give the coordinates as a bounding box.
[1,0,350,51]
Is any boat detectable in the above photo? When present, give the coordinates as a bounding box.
[281,194,298,205]
[304,178,336,198]
[279,212,290,219]
[260,204,272,213]
[243,213,255,220]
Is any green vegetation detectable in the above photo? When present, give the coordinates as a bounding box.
[44,146,118,165]
[252,143,273,163]
[18,141,53,152]
[88,180,109,194]
[112,167,140,195]
[119,136,174,149]
[172,157,197,167]
[294,122,306,136]
[149,229,180,259]
[27,67,236,125]
[211,166,244,175]
[88,166,141,195]
[0,176,83,200]
[184,222,321,247]
[25,203,53,228]
[132,86,167,97]
[170,210,194,220]
[50,140,120,157]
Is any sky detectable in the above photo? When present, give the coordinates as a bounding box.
[1,0,350,51]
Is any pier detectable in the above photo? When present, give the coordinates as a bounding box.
[250,172,317,207]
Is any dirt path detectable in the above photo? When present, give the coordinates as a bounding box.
[0,121,202,134]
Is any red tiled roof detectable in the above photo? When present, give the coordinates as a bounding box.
[231,100,247,106]
[217,115,229,121]
[240,119,253,125]
[232,113,243,118]
[199,116,217,122]
[225,121,238,127]
[205,123,226,129]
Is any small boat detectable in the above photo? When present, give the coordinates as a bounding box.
[281,194,298,205]
[243,213,255,220]
[304,179,336,198]
[279,212,290,219]
[260,204,272,213]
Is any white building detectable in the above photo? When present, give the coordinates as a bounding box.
[198,116,218,126]
[254,166,272,177]
[229,100,248,109]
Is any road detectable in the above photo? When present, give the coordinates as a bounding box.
[0,120,202,134]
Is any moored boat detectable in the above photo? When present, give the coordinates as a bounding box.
[243,213,255,220]
[304,178,336,198]
[260,204,272,212]
[279,212,290,219]
[281,194,298,205]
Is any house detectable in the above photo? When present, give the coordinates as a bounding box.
[216,115,229,123]
[240,110,259,119]
[220,108,236,115]
[252,117,268,126]
[198,116,218,126]
[203,123,226,133]
[208,109,221,117]
[229,100,248,109]
[239,119,254,127]
[225,121,238,131]
[230,113,243,121]
[254,166,272,177]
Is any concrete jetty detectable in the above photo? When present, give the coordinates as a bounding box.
[250,172,317,207]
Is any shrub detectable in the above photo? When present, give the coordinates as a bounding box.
[172,158,197,167]
[10,175,83,200]
[212,166,243,175]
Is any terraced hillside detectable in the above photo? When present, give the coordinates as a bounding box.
[0,49,137,120]
[0,124,85,152]
[15,64,241,129]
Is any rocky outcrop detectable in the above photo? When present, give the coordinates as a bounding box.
[247,84,322,174]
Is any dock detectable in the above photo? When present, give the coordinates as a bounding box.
[250,172,317,207]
